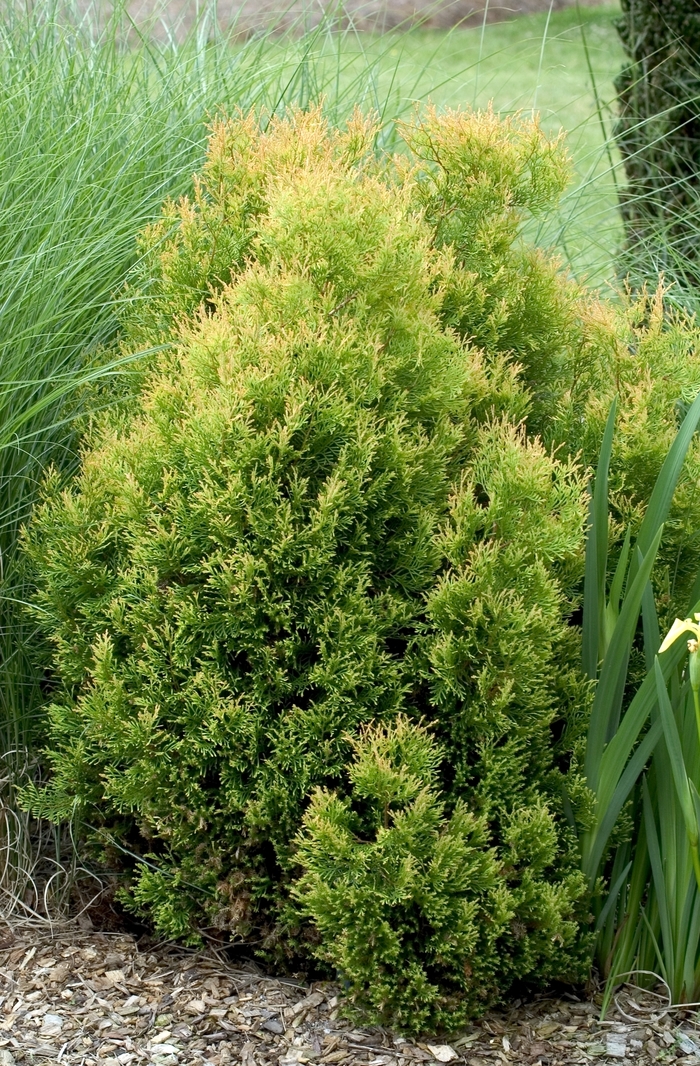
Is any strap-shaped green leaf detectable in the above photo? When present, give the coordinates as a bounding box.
[582,398,616,680]
[603,525,631,654]
[641,568,661,672]
[585,526,664,790]
[582,717,661,884]
[643,777,674,982]
[632,389,700,583]
[656,658,699,850]
[595,859,632,933]
[595,635,686,816]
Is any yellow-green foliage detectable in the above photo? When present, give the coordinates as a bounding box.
[122,106,700,625]
[294,718,505,1033]
[541,287,700,626]
[294,717,582,1033]
[24,105,700,1031]
[401,116,700,623]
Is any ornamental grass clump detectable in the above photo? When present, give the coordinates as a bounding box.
[27,106,597,1029]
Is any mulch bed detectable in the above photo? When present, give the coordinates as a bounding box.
[0,929,699,1066]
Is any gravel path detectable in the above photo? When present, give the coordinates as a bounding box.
[1,929,699,1066]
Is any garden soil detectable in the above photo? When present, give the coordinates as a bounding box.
[1,927,698,1066]
[92,0,603,36]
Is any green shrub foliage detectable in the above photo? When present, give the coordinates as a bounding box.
[293,717,504,1033]
[27,104,700,1030]
[122,105,700,620]
[294,716,582,1033]
[538,287,700,630]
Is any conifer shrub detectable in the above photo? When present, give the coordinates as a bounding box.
[24,104,700,1029]
[395,117,700,623]
[294,715,583,1033]
[539,288,700,626]
[293,717,504,1033]
[120,104,700,620]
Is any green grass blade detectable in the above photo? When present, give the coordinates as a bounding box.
[0,347,164,452]
[595,859,633,933]
[582,397,616,680]
[595,635,686,814]
[641,567,661,672]
[585,525,664,790]
[632,388,700,581]
[608,525,631,619]
[601,823,648,1015]
[642,775,675,984]
[683,887,700,1002]
[691,780,700,843]
[604,525,632,655]
[583,718,661,884]
[596,841,631,963]
[655,657,700,892]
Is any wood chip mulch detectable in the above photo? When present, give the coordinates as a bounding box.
[0,930,699,1066]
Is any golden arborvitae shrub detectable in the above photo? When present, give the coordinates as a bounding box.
[23,106,700,1031]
